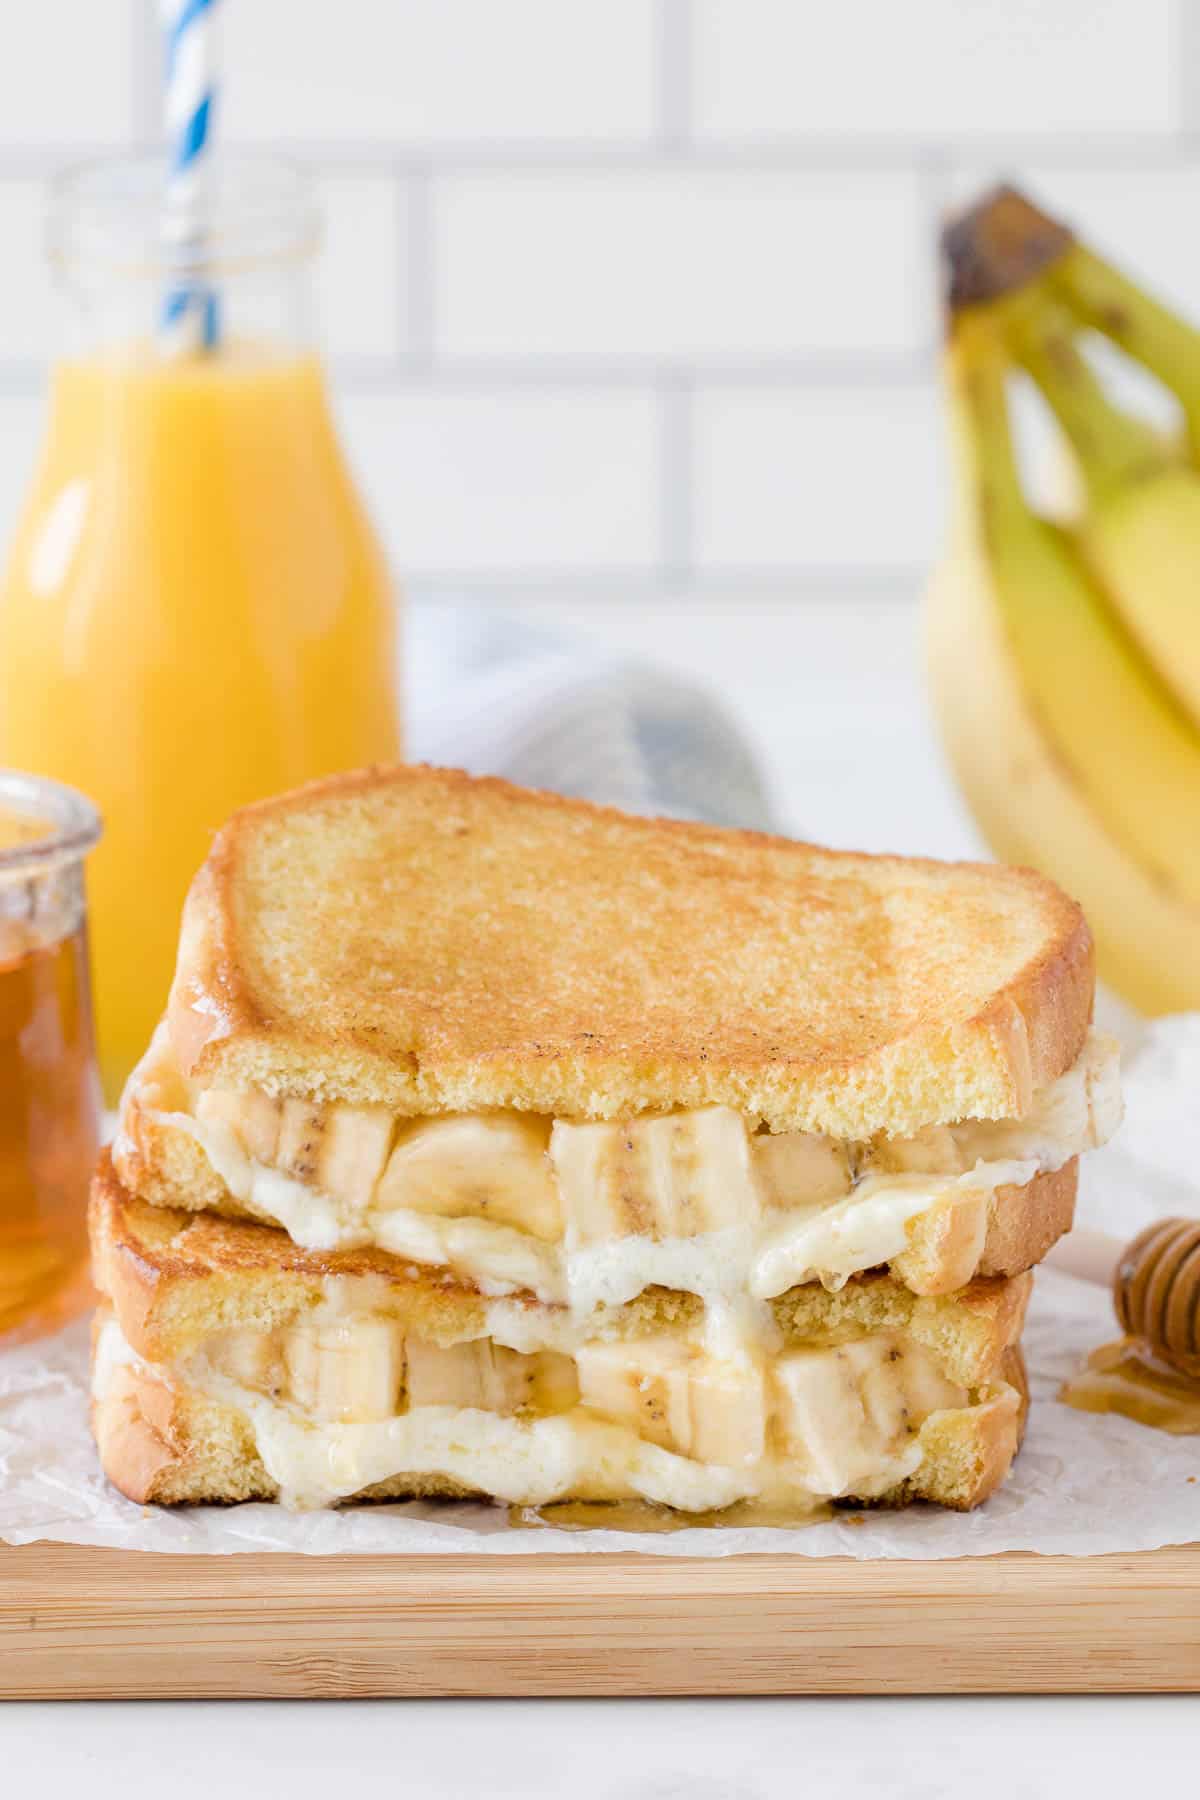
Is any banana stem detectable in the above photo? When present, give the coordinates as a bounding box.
[1006,299,1165,506]
[1054,245,1200,460]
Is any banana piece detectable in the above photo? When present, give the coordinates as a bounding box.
[205,1327,285,1399]
[753,1131,852,1207]
[866,1126,962,1177]
[551,1107,761,1245]
[282,1318,405,1423]
[925,316,1200,1013]
[195,1088,395,1216]
[315,1106,396,1212]
[376,1113,560,1241]
[404,1336,577,1415]
[274,1099,395,1212]
[575,1336,766,1466]
[194,1086,282,1167]
[772,1336,963,1497]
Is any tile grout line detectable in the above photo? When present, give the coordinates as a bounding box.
[4,137,1197,179]
[654,0,692,151]
[405,568,926,599]
[0,353,936,392]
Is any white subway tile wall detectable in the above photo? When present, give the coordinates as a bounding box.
[435,170,928,359]
[693,384,943,572]
[0,1,140,149]
[692,0,1179,141]
[334,386,661,573]
[0,1,1191,598]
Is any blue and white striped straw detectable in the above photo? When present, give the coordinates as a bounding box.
[159,0,220,355]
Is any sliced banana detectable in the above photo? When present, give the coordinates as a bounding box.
[866,1124,964,1177]
[195,1089,394,1217]
[314,1105,395,1211]
[274,1098,323,1181]
[281,1318,405,1423]
[772,1335,965,1496]
[551,1107,762,1245]
[575,1335,766,1466]
[194,1086,282,1167]
[205,1326,285,1398]
[376,1114,561,1241]
[404,1336,577,1415]
[753,1130,852,1207]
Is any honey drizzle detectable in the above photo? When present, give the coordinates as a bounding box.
[510,1496,835,1533]
[1059,1336,1200,1435]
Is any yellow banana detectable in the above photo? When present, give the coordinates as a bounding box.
[1007,298,1200,735]
[925,314,1200,1013]
[943,185,1200,461]
[1050,241,1200,464]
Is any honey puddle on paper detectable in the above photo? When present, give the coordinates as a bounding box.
[1059,1337,1200,1435]
[510,1497,836,1534]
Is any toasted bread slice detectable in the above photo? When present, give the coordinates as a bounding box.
[165,764,1093,1140]
[91,1328,1027,1514]
[91,1153,1031,1390]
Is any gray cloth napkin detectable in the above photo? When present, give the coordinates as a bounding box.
[405,603,774,832]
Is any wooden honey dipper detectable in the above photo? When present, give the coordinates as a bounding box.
[1048,1218,1200,1431]
[1048,1217,1200,1372]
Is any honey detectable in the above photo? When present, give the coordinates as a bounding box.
[1059,1337,1200,1435]
[511,1497,835,1533]
[0,915,100,1342]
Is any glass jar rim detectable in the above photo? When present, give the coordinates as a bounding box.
[0,770,102,875]
[48,150,320,280]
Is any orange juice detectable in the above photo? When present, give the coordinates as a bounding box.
[0,347,400,1097]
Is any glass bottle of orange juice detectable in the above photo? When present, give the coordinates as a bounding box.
[0,156,401,1100]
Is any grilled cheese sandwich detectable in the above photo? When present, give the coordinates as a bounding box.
[90,764,1112,1519]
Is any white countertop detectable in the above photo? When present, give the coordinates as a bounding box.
[8,593,1196,1785]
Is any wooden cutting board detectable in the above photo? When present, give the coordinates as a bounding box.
[3,1540,1198,1697]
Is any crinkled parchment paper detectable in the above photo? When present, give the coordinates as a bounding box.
[3,1015,1198,1558]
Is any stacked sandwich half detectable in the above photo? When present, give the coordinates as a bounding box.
[91,766,1121,1517]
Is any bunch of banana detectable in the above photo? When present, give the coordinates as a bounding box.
[927,186,1200,1013]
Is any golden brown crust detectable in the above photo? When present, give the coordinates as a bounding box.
[977,1160,1077,1280]
[113,1044,229,1219]
[881,1345,1027,1512]
[88,1314,182,1502]
[164,763,1095,1140]
[91,1334,1026,1514]
[893,1159,1077,1296]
